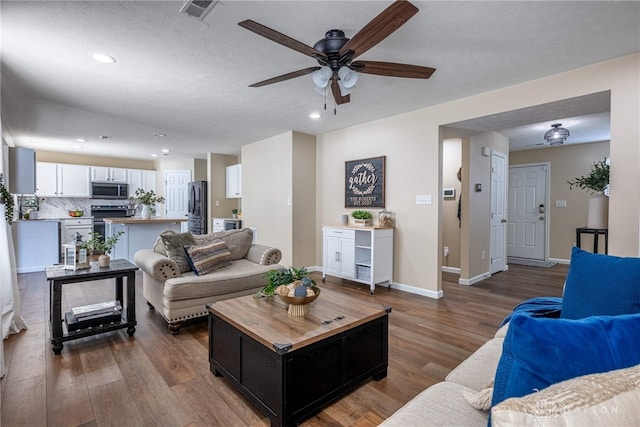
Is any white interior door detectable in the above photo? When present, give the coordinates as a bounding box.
[164,170,190,223]
[490,152,507,274]
[507,164,548,260]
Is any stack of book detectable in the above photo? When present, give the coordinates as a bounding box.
[66,300,122,331]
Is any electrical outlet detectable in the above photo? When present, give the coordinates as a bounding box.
[444,246,449,257]
[482,251,486,259]
[215,200,220,207]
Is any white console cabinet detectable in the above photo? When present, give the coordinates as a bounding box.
[322,225,394,294]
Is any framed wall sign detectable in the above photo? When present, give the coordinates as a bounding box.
[345,156,385,208]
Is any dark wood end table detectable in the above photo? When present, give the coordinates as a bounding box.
[45,259,138,354]
[207,288,390,427]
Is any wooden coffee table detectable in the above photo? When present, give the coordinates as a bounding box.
[207,288,390,427]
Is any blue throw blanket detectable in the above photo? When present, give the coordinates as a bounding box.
[500,297,563,327]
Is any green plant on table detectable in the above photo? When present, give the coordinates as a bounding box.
[256,266,316,297]
[131,188,166,206]
[567,160,609,194]
[81,231,124,255]
[351,210,373,220]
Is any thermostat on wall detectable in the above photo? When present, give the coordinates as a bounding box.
[443,188,456,198]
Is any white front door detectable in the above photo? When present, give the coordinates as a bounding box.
[164,170,190,224]
[507,164,548,260]
[490,152,507,274]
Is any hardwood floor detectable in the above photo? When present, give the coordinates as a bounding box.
[2,264,567,426]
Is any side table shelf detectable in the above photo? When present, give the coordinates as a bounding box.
[576,227,608,254]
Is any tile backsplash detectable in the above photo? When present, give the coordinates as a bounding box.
[28,197,132,219]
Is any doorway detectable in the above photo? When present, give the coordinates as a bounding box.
[507,164,549,260]
[490,151,507,273]
[164,170,191,231]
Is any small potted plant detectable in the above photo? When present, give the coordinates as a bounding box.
[82,231,124,267]
[131,188,166,219]
[351,209,373,226]
[567,159,610,229]
[232,208,238,219]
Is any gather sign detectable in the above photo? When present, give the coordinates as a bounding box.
[345,156,385,208]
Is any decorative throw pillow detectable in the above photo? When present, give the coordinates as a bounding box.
[184,240,232,276]
[214,228,253,260]
[463,384,493,411]
[492,364,640,427]
[154,229,176,255]
[160,231,196,273]
[491,312,640,409]
[561,246,640,319]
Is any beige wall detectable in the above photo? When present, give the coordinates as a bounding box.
[442,139,462,268]
[316,53,639,297]
[36,150,155,170]
[510,141,610,260]
[207,153,240,220]
[292,132,316,267]
[242,132,293,261]
[460,132,510,283]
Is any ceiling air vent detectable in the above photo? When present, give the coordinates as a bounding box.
[180,0,219,20]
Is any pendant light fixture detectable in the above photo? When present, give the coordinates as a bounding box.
[544,123,570,145]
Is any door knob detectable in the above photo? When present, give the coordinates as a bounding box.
[501,219,507,223]
[539,216,545,220]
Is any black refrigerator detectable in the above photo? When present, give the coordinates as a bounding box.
[188,181,208,234]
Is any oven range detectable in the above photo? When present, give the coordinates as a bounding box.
[91,205,134,237]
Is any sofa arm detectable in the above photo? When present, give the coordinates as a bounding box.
[245,244,282,265]
[134,249,181,281]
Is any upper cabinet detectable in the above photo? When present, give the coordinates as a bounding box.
[91,166,128,183]
[127,169,156,197]
[226,164,242,198]
[36,162,91,197]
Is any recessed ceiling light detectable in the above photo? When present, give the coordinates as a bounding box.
[154,133,166,137]
[75,138,86,143]
[309,112,322,119]
[91,53,116,64]
[161,149,170,153]
[151,154,158,158]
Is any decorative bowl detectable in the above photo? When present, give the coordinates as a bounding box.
[69,210,84,217]
[277,286,320,316]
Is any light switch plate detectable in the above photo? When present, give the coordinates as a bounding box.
[555,200,567,208]
[416,195,432,205]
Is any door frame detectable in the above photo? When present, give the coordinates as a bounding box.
[508,162,551,261]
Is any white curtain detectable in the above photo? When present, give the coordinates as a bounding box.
[0,204,27,377]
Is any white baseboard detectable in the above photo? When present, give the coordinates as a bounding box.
[389,282,443,299]
[17,266,46,274]
[458,271,491,286]
[441,266,460,274]
[549,257,570,265]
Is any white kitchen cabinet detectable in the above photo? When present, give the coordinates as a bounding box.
[127,169,156,196]
[322,225,394,294]
[91,166,128,183]
[36,162,91,197]
[12,220,60,273]
[61,218,93,245]
[226,164,242,198]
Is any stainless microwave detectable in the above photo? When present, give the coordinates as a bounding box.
[91,182,129,199]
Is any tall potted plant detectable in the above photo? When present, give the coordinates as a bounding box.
[567,159,610,229]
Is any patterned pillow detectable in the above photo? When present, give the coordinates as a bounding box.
[160,231,195,273]
[184,240,232,276]
[492,364,640,426]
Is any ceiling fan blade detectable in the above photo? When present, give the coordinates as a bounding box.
[352,60,436,79]
[249,67,321,87]
[239,20,327,61]
[339,0,418,60]
[331,77,350,105]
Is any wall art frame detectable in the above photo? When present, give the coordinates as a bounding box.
[345,156,385,208]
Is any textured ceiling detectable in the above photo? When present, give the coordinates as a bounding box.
[1,1,639,160]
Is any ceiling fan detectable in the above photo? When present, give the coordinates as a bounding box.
[238,0,436,106]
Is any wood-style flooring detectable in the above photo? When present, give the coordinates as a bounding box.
[2,264,567,426]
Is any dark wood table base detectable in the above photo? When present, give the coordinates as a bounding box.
[46,259,138,354]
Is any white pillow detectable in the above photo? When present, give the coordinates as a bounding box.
[491,364,640,427]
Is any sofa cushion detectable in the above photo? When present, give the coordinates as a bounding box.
[163,259,276,301]
[193,228,253,261]
[562,246,640,319]
[446,337,504,391]
[153,229,176,255]
[492,364,640,427]
[379,381,488,426]
[184,240,232,276]
[160,231,195,273]
[491,312,640,409]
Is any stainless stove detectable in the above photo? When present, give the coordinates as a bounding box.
[91,205,134,237]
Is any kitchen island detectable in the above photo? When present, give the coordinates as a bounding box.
[105,217,186,264]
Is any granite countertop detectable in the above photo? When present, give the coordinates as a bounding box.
[104,217,187,224]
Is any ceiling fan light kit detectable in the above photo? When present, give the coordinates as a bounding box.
[238,0,435,107]
[544,123,570,145]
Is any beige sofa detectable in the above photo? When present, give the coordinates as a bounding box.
[134,228,283,334]
[380,324,508,427]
